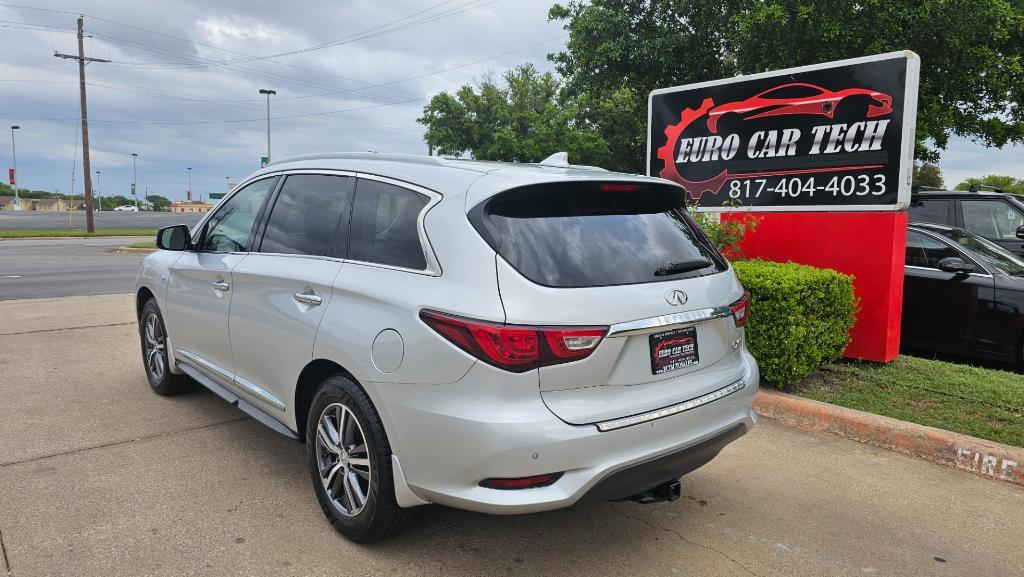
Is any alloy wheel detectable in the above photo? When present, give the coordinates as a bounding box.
[315,403,372,516]
[143,312,166,381]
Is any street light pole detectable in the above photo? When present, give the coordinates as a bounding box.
[10,125,19,210]
[187,167,192,202]
[258,89,276,164]
[95,170,101,211]
[131,152,138,208]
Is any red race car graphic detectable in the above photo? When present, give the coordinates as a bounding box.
[706,82,892,133]
[654,337,694,360]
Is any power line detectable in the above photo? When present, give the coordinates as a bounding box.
[0,97,427,126]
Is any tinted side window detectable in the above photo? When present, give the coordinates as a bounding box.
[961,200,1024,240]
[349,179,429,270]
[260,175,352,257]
[908,198,950,225]
[199,178,276,252]
[906,231,961,269]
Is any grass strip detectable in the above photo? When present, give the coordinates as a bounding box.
[788,355,1024,447]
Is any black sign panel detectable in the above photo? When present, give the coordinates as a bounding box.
[650,326,699,375]
[648,52,918,210]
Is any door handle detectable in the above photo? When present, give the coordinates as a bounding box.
[211,280,230,292]
[293,292,322,306]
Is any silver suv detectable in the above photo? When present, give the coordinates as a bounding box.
[135,152,759,542]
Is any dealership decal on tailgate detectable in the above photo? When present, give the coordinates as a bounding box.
[650,326,699,374]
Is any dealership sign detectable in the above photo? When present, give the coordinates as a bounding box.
[648,52,920,211]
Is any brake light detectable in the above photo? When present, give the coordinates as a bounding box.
[419,310,607,372]
[730,290,751,327]
[598,183,642,192]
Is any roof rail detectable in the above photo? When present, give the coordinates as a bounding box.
[267,152,446,167]
[968,184,1004,193]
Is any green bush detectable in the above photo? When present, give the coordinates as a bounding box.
[733,259,857,386]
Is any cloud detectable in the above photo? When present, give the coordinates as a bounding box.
[0,0,562,200]
[0,0,1020,203]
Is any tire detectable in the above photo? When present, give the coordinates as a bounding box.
[138,298,194,396]
[307,374,409,543]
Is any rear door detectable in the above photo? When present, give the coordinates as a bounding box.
[470,181,746,424]
[958,198,1024,256]
[227,173,351,415]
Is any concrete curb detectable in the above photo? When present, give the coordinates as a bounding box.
[0,235,153,241]
[116,245,157,254]
[754,389,1024,487]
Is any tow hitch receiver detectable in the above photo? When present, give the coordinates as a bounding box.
[630,479,681,504]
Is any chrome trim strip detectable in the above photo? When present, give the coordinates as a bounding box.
[595,379,747,432]
[607,306,732,338]
[176,349,233,387]
[176,349,286,412]
[904,265,992,279]
[233,374,286,412]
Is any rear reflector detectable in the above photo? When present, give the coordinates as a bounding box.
[419,310,607,372]
[730,290,751,327]
[479,472,563,490]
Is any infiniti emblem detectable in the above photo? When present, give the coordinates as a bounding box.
[665,289,688,306]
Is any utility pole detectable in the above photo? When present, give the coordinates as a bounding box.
[54,16,109,233]
[10,125,19,209]
[258,89,275,164]
[131,152,138,208]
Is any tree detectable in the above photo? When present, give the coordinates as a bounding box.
[912,162,944,188]
[146,194,171,212]
[418,64,614,168]
[104,195,133,208]
[955,175,1024,195]
[548,0,1024,162]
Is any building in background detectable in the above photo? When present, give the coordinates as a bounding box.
[170,201,214,214]
[0,196,67,211]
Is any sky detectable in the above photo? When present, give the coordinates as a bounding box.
[0,0,1020,203]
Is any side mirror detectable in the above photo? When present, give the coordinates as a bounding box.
[1016,224,1024,240]
[156,225,191,251]
[937,256,974,274]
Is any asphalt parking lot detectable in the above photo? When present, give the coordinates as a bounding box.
[1,293,1022,577]
[0,210,202,230]
[0,238,145,300]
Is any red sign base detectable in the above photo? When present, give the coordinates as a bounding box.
[725,211,907,362]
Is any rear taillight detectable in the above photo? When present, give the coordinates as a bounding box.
[419,310,607,372]
[730,290,751,327]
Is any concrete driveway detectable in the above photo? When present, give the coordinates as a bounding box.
[1,294,1022,577]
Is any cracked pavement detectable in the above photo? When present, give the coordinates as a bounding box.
[1,293,1023,576]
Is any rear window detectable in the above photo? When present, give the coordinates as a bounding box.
[469,182,727,288]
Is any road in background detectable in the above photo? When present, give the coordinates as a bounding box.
[0,211,202,230]
[1,293,1022,577]
[0,238,147,299]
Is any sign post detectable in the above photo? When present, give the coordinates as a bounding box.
[648,52,920,362]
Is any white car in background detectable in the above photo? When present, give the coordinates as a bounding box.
[134,152,759,543]
[114,205,138,212]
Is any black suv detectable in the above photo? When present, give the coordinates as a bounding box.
[909,187,1024,256]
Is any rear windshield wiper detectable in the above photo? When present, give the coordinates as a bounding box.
[654,258,712,277]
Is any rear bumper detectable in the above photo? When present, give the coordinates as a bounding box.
[370,348,759,514]
[586,423,748,501]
